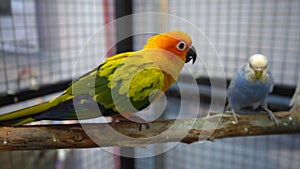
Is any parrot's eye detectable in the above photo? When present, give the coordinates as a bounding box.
[176,41,187,51]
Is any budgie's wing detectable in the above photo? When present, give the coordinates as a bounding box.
[227,70,241,97]
[226,68,248,112]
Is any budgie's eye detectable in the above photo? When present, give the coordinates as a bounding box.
[176,41,187,51]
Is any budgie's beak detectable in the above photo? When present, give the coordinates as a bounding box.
[185,46,197,64]
[255,70,263,79]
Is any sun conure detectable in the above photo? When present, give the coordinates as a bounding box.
[0,30,197,129]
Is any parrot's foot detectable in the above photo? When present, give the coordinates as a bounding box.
[229,111,239,124]
[232,114,239,124]
[223,105,239,124]
[219,111,239,124]
[125,115,150,131]
[111,113,150,131]
[262,108,279,126]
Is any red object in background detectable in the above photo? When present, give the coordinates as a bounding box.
[103,0,117,58]
[103,2,120,169]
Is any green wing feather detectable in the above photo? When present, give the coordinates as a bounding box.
[93,51,165,114]
[0,51,166,125]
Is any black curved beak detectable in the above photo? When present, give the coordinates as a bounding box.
[185,46,197,64]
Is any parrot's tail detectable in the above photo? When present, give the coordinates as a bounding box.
[0,102,55,126]
[0,94,73,126]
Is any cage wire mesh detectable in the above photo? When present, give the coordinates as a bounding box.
[0,0,116,94]
[0,0,300,169]
[133,0,300,85]
[0,0,117,169]
[133,0,300,169]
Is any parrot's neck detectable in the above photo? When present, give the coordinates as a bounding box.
[162,72,177,91]
[152,52,184,90]
[244,64,269,83]
[159,59,184,91]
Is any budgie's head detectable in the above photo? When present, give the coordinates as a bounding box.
[245,54,269,81]
[143,30,197,64]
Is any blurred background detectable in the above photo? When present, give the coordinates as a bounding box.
[0,0,299,169]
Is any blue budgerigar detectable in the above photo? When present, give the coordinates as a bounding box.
[227,54,278,125]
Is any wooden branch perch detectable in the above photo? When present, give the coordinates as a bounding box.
[0,111,299,151]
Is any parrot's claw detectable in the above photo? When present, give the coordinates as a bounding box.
[232,115,239,124]
[125,115,150,131]
[231,111,239,124]
[137,123,150,131]
[262,108,279,126]
[111,114,150,131]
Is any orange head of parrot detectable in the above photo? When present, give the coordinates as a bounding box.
[143,30,197,64]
